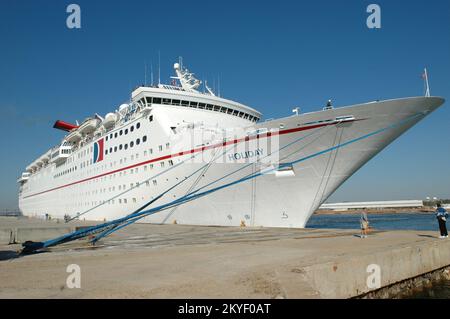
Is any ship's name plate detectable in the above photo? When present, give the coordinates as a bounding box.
[228,148,264,161]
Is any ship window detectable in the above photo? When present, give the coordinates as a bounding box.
[239,112,244,117]
[136,138,140,145]
[162,98,171,105]
[149,115,153,122]
[120,130,123,136]
[181,100,189,106]
[145,96,152,104]
[172,99,180,106]
[149,148,153,154]
[220,107,227,113]
[159,145,162,151]
[153,97,161,104]
[189,101,198,108]
[160,162,165,168]
[114,132,118,138]
[227,108,233,114]
[124,144,128,150]
[110,134,113,139]
[166,142,170,149]
[214,105,221,111]
[125,129,128,135]
[114,146,117,152]
[169,160,173,166]
[106,136,109,141]
[130,126,134,132]
[206,104,213,110]
[130,141,134,148]
[198,103,206,109]
[136,122,141,129]
[109,148,113,153]
[119,144,123,150]
[153,180,157,186]
[143,136,147,142]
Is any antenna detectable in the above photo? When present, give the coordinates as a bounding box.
[423,68,430,97]
[150,61,154,86]
[218,74,221,97]
[144,60,147,86]
[158,51,161,85]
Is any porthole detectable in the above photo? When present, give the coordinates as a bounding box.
[114,132,118,138]
[124,144,128,150]
[143,136,147,142]
[136,122,141,129]
[136,138,140,145]
[120,130,123,136]
[131,126,134,132]
[119,144,123,150]
[130,141,134,148]
[125,129,128,135]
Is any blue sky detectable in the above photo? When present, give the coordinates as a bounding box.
[0,0,449,209]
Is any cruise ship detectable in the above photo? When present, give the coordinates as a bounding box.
[18,61,445,228]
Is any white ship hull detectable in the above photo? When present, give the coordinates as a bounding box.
[18,95,444,228]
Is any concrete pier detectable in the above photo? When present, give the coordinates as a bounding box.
[0,217,449,298]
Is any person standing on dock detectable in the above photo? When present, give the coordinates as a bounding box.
[435,203,448,239]
[360,212,369,238]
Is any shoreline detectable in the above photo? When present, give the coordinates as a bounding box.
[314,207,435,215]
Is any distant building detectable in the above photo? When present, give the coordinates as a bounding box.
[319,200,423,211]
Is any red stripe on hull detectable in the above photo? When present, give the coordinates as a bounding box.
[23,119,358,199]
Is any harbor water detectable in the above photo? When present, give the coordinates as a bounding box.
[307,212,437,231]
[307,212,450,298]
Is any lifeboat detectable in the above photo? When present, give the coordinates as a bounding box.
[17,172,31,184]
[78,118,100,135]
[102,113,118,129]
[41,154,50,164]
[66,129,82,143]
[119,103,129,114]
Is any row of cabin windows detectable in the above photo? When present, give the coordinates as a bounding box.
[54,166,77,178]
[58,156,176,199]
[137,97,259,123]
[53,139,172,180]
[105,135,148,155]
[77,146,93,159]
[105,122,141,142]
[55,154,174,182]
[77,177,160,199]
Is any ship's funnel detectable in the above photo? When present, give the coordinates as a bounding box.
[53,120,79,132]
